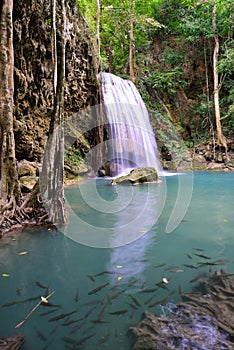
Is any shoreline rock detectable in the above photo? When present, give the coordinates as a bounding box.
[128,270,234,349]
[111,167,160,185]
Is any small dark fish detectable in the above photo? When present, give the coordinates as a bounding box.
[197,261,219,266]
[109,309,128,315]
[75,288,79,302]
[110,289,126,300]
[84,306,96,319]
[178,285,183,295]
[183,264,198,269]
[93,270,116,277]
[62,317,83,326]
[126,302,138,310]
[97,305,106,322]
[193,253,211,260]
[192,248,204,252]
[16,288,22,296]
[62,337,78,345]
[186,253,193,259]
[40,309,57,316]
[91,319,109,324]
[88,282,109,295]
[148,298,164,308]
[35,281,47,289]
[49,310,77,322]
[75,333,95,346]
[70,321,86,334]
[134,259,148,263]
[144,294,157,305]
[139,287,158,293]
[128,278,140,287]
[129,294,141,308]
[46,286,50,297]
[35,328,47,342]
[87,275,95,282]
[2,295,40,307]
[153,263,166,268]
[149,290,175,308]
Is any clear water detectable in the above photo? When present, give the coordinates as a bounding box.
[0,172,233,349]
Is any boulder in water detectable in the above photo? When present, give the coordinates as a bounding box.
[111,167,160,185]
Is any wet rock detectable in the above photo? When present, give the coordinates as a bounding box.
[0,334,24,350]
[98,160,123,177]
[129,271,234,349]
[111,167,159,185]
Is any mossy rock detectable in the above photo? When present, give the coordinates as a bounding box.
[18,160,37,178]
[111,167,159,185]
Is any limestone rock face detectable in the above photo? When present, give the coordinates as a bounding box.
[111,167,159,185]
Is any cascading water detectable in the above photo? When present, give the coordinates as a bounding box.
[99,72,161,176]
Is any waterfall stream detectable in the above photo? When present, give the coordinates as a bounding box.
[99,72,160,176]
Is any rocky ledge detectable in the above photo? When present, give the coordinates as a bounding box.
[129,270,234,349]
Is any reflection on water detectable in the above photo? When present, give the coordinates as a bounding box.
[0,173,233,350]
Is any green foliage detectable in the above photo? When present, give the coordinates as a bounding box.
[147,67,187,95]
[65,146,83,168]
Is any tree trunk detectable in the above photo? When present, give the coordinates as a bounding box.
[40,0,67,225]
[212,2,228,157]
[129,0,135,82]
[0,0,21,221]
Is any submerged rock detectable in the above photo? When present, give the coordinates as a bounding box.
[128,270,234,349]
[111,167,160,185]
[0,334,24,350]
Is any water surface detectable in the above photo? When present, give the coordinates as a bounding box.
[0,172,233,349]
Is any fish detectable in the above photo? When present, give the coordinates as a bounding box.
[75,288,79,302]
[149,290,175,308]
[34,327,47,342]
[70,321,86,334]
[139,287,158,293]
[62,337,78,345]
[178,285,183,295]
[110,289,126,300]
[48,310,77,322]
[35,281,47,289]
[193,253,211,259]
[97,305,106,322]
[87,274,95,282]
[93,270,116,277]
[126,302,138,310]
[153,263,166,268]
[90,319,110,324]
[2,295,41,307]
[84,306,96,319]
[74,333,95,347]
[62,317,83,326]
[129,294,141,308]
[183,264,198,269]
[144,294,157,305]
[88,282,109,295]
[186,253,193,259]
[192,248,204,251]
[40,309,57,316]
[128,278,140,287]
[109,309,128,315]
[169,269,184,273]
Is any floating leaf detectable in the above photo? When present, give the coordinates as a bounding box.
[162,277,169,284]
[40,296,48,303]
[116,265,123,269]
[2,273,10,277]
[117,276,122,282]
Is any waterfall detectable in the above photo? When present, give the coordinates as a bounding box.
[99,72,160,176]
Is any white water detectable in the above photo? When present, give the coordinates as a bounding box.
[99,72,161,175]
